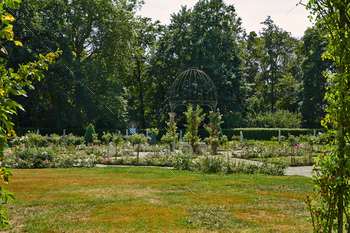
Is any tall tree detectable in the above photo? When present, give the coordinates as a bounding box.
[243,31,263,87]
[243,17,303,125]
[6,0,82,128]
[240,31,264,118]
[300,26,333,128]
[126,17,163,128]
[275,36,304,113]
[64,0,141,128]
[6,0,142,129]
[149,0,244,126]
[259,16,292,112]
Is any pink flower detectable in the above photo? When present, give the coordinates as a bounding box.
[296,144,300,149]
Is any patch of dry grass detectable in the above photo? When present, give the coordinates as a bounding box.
[1,167,313,232]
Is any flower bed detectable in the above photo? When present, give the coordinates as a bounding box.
[3,149,97,168]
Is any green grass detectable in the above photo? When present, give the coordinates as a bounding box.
[4,167,313,232]
[260,141,287,147]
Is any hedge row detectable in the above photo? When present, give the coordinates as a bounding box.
[219,128,326,141]
[14,127,326,141]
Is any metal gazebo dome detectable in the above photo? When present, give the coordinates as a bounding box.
[169,67,218,112]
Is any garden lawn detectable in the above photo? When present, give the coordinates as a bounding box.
[4,167,313,232]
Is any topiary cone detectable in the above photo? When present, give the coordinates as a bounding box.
[84,124,96,144]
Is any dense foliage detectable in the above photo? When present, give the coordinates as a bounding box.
[0,0,61,229]
[304,1,350,232]
[183,105,205,154]
[204,110,223,155]
[0,0,331,130]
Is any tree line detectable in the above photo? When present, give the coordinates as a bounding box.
[4,0,332,130]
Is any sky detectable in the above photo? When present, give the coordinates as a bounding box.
[137,0,314,38]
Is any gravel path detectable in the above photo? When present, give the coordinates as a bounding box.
[285,166,314,178]
[96,151,315,178]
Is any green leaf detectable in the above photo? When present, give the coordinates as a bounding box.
[6,194,14,201]
[5,0,21,9]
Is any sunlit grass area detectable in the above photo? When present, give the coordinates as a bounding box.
[4,167,313,232]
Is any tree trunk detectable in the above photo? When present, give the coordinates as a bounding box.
[136,59,146,128]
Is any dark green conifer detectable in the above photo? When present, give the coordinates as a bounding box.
[84,124,96,143]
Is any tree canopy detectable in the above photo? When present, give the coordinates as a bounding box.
[3,0,334,130]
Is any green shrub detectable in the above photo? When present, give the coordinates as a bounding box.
[147,128,159,141]
[84,124,96,144]
[183,105,205,154]
[247,110,301,128]
[172,152,288,176]
[5,150,97,169]
[161,122,179,152]
[125,133,150,164]
[259,160,287,175]
[222,112,247,128]
[66,133,84,146]
[49,133,63,145]
[8,136,21,148]
[173,152,195,171]
[112,131,123,146]
[200,156,224,173]
[13,150,54,168]
[287,135,299,147]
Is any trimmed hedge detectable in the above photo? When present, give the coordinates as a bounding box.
[14,127,326,141]
[219,128,326,141]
